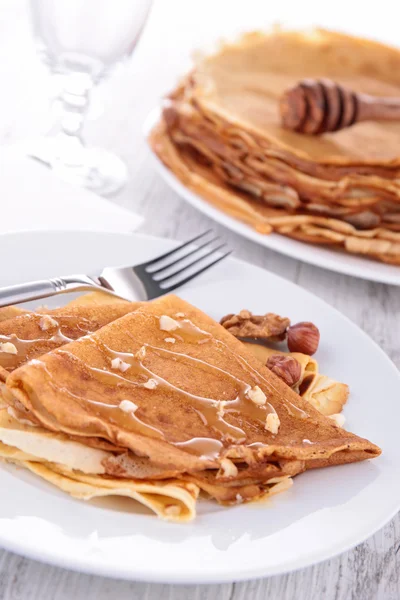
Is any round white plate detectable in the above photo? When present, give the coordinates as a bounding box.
[144,109,400,287]
[0,230,398,584]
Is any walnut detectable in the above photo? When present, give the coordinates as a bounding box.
[220,310,290,341]
[266,354,301,387]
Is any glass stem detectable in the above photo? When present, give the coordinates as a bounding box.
[58,72,94,143]
[49,72,95,167]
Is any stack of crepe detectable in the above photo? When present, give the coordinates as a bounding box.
[149,28,400,264]
[0,293,380,522]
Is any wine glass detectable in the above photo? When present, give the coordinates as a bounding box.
[28,0,153,196]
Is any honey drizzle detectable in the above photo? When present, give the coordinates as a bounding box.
[0,315,95,368]
[23,314,311,459]
[214,340,309,420]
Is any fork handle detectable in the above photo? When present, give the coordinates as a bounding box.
[0,275,99,308]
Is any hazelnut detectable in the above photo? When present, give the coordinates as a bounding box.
[266,354,301,387]
[287,322,320,355]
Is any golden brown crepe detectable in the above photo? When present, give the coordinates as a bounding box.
[66,291,131,307]
[0,405,200,520]
[149,29,400,264]
[0,394,294,510]
[0,301,142,376]
[6,295,380,474]
[0,306,29,323]
[0,295,381,517]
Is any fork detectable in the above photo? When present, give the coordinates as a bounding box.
[0,231,231,307]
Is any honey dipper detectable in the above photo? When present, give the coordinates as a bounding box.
[279,79,400,134]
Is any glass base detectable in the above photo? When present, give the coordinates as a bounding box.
[20,136,128,197]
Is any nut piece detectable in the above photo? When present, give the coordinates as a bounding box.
[329,413,346,428]
[143,378,158,390]
[0,342,17,354]
[111,357,130,372]
[216,457,239,479]
[247,385,267,405]
[266,354,301,387]
[164,337,176,344]
[216,400,227,417]
[136,346,146,361]
[220,310,290,341]
[287,322,320,355]
[159,315,180,332]
[119,400,138,413]
[268,476,293,496]
[39,315,58,331]
[265,412,280,434]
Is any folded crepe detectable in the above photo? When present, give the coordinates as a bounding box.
[0,300,142,377]
[0,382,296,515]
[4,294,379,514]
[0,306,29,323]
[149,29,400,264]
[65,290,131,308]
[0,295,346,420]
[243,342,348,415]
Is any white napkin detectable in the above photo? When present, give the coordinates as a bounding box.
[0,150,144,234]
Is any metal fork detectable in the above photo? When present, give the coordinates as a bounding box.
[0,231,231,307]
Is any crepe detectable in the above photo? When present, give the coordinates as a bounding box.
[6,295,380,475]
[66,291,131,307]
[0,405,200,521]
[0,400,293,511]
[0,306,29,323]
[187,29,400,166]
[149,29,400,264]
[0,301,142,376]
[150,120,400,264]
[243,342,348,415]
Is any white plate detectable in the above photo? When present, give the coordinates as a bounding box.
[144,109,400,287]
[0,230,398,584]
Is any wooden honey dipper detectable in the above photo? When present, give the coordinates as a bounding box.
[279,79,400,134]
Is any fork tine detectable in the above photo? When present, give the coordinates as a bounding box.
[149,237,220,275]
[157,243,228,282]
[142,230,213,269]
[159,251,232,293]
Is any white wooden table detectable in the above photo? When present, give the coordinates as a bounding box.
[0,1,399,598]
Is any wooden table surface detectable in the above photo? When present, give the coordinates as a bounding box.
[0,1,399,598]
